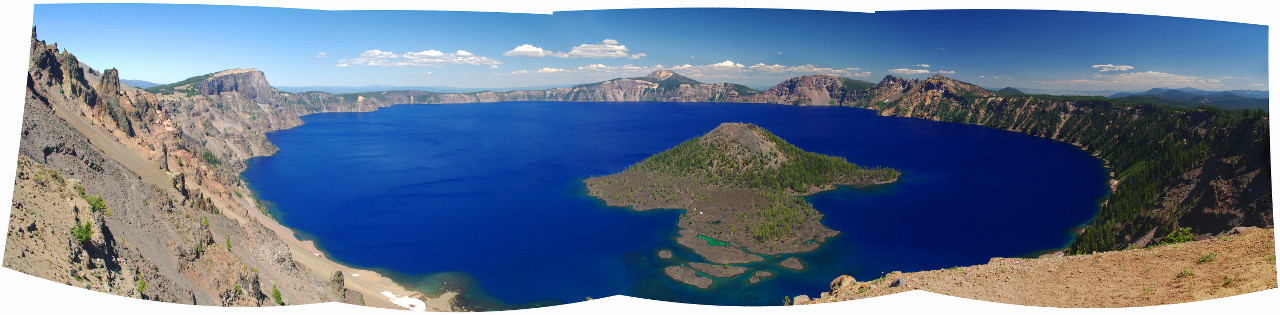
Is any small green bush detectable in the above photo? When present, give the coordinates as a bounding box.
[202,150,221,167]
[71,221,93,243]
[1176,268,1194,278]
[272,284,284,305]
[1159,227,1195,246]
[1196,253,1217,264]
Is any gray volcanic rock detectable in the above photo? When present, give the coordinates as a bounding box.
[663,265,713,289]
[688,262,749,278]
[748,270,774,284]
[779,257,805,270]
[747,75,847,105]
[13,31,354,308]
[194,69,277,103]
[862,74,994,110]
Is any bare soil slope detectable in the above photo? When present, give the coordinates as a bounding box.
[796,227,1277,307]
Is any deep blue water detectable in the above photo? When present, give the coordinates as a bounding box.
[241,101,1108,308]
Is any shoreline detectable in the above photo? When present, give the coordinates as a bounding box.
[237,100,1099,307]
[225,188,452,310]
[231,107,455,311]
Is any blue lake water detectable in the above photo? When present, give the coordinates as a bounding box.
[241,101,1108,308]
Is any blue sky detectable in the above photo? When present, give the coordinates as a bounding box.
[31,4,1268,92]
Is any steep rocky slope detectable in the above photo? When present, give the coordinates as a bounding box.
[6,30,439,310]
[847,75,1271,254]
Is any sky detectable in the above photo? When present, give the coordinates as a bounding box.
[30,4,1269,92]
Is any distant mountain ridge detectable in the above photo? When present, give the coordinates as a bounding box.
[1110,87,1268,99]
[996,87,1026,95]
[274,84,577,94]
[1105,87,1269,111]
[120,79,160,88]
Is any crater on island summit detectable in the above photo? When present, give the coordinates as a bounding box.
[584,122,900,288]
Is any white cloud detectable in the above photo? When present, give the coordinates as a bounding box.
[936,70,956,74]
[1035,71,1225,89]
[507,40,644,59]
[889,68,931,75]
[314,52,328,58]
[507,67,569,74]
[503,44,569,58]
[1091,64,1135,72]
[748,63,867,77]
[708,60,745,68]
[338,49,502,68]
[915,64,931,68]
[500,61,872,80]
[569,39,634,58]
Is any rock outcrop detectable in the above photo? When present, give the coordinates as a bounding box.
[10,30,377,308]
[194,69,277,103]
[745,75,848,105]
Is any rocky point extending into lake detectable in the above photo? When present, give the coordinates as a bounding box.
[585,122,899,288]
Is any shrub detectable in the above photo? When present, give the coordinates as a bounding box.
[272,284,284,305]
[1176,268,1194,278]
[202,150,222,167]
[1196,253,1217,264]
[71,221,93,244]
[1158,227,1195,246]
[76,183,112,216]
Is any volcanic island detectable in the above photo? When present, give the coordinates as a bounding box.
[585,122,900,288]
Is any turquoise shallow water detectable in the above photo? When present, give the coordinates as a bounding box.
[241,101,1108,308]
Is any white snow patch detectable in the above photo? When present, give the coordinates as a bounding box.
[382,291,427,312]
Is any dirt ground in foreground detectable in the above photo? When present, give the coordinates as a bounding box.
[798,228,1277,307]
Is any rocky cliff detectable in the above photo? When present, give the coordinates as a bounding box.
[8,29,378,309]
[743,75,863,105]
[194,69,278,104]
[842,75,1270,253]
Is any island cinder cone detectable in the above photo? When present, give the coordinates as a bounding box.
[697,123,789,169]
[584,122,900,288]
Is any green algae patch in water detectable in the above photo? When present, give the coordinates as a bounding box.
[698,235,729,246]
